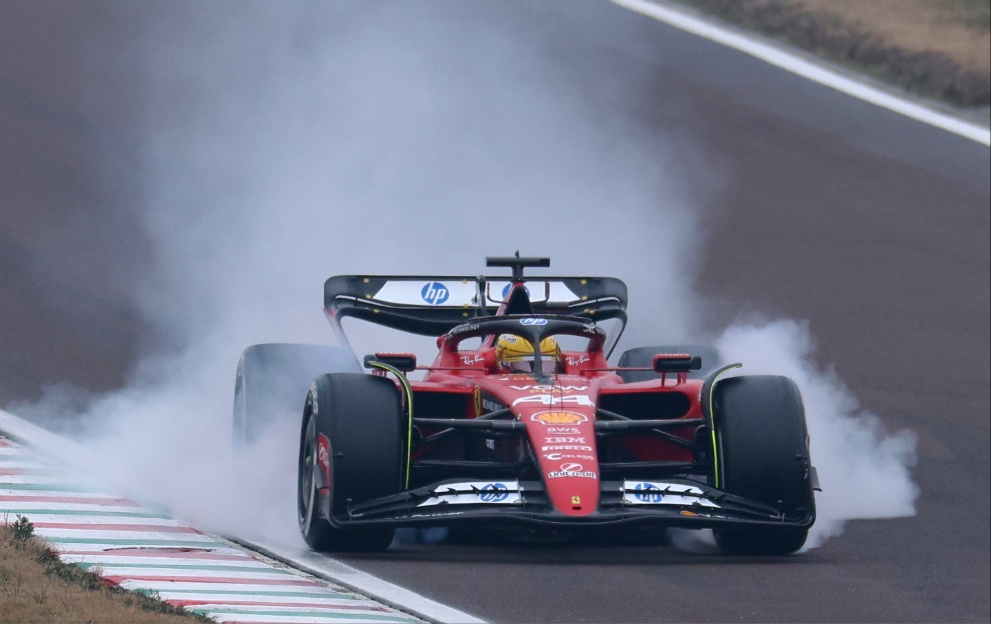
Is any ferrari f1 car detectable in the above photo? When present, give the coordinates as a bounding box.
[233,256,818,556]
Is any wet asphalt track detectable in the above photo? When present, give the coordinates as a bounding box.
[2,2,988,622]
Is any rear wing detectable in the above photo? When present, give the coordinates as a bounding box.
[324,274,628,336]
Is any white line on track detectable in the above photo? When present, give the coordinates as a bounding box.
[611,0,991,146]
[238,537,486,624]
[2,408,478,623]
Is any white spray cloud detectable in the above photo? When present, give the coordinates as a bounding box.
[713,319,918,548]
[14,2,915,549]
[39,2,701,542]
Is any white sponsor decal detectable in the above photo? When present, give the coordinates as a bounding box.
[632,482,663,503]
[620,481,720,508]
[520,317,548,326]
[541,445,594,451]
[479,483,510,502]
[421,282,450,305]
[509,385,589,392]
[512,395,594,407]
[544,452,596,461]
[546,427,582,434]
[418,481,523,507]
[543,436,587,444]
[460,354,484,365]
[376,281,477,307]
[565,355,590,366]
[548,470,597,479]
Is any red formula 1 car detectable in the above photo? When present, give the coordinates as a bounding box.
[233,256,818,555]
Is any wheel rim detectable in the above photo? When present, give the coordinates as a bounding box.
[299,414,318,533]
[233,370,246,442]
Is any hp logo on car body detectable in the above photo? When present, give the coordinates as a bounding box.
[634,482,663,503]
[479,483,509,502]
[520,317,547,326]
[420,282,449,305]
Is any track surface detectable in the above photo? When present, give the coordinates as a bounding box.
[2,2,988,622]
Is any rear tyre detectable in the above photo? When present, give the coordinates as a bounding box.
[297,373,402,552]
[616,344,720,383]
[233,343,360,445]
[711,375,815,556]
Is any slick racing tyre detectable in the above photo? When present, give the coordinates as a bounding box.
[233,343,360,445]
[616,344,720,383]
[711,375,816,556]
[297,373,403,552]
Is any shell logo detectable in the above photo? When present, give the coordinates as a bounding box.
[531,411,587,425]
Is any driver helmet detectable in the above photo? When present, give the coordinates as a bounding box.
[496,334,560,373]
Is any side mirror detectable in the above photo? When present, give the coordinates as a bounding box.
[364,352,417,373]
[653,353,702,373]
